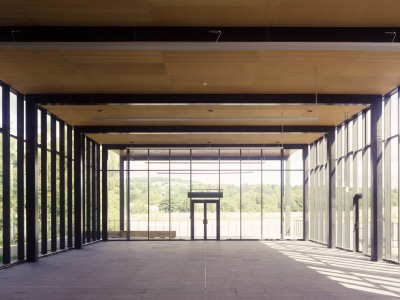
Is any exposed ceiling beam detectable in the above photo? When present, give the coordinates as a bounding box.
[76,125,334,134]
[1,26,399,43]
[28,94,378,105]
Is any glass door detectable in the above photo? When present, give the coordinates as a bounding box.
[191,201,220,240]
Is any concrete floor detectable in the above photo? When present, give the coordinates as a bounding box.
[0,241,400,299]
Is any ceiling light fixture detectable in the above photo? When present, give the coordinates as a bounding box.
[2,41,400,51]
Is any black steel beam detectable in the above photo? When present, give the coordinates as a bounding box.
[59,122,65,249]
[102,148,108,241]
[29,93,377,105]
[74,130,83,249]
[50,116,57,252]
[40,109,47,254]
[67,125,73,248]
[17,92,25,261]
[77,125,334,134]
[327,128,336,248]
[3,26,400,43]
[2,84,10,265]
[105,144,308,150]
[96,144,101,240]
[25,98,39,262]
[371,99,383,261]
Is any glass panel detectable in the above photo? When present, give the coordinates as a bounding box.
[391,138,398,261]
[149,170,169,239]
[130,168,148,240]
[170,149,190,240]
[0,85,3,127]
[220,149,240,239]
[10,137,18,261]
[194,203,204,239]
[107,150,121,238]
[207,203,217,239]
[391,93,398,137]
[10,92,17,136]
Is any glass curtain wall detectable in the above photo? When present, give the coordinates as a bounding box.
[111,147,304,240]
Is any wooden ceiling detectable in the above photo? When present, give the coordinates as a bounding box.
[0,49,399,95]
[1,0,400,27]
[0,1,390,148]
[43,104,365,127]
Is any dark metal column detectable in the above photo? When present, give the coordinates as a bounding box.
[303,146,309,241]
[59,121,65,249]
[280,149,284,240]
[67,125,73,248]
[102,147,108,241]
[327,128,336,248]
[96,144,101,240]
[17,92,25,260]
[50,116,57,252]
[81,135,85,244]
[371,98,383,261]
[2,84,10,264]
[86,138,91,243]
[119,155,124,231]
[204,203,207,239]
[92,141,96,241]
[127,149,130,240]
[25,98,38,262]
[216,200,220,240]
[40,110,47,254]
[74,130,83,249]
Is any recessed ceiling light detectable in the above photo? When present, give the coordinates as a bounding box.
[208,109,214,112]
[97,109,103,112]
[201,82,207,87]
[130,141,134,144]
[307,110,313,113]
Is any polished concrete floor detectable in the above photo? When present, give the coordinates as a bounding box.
[1,241,400,299]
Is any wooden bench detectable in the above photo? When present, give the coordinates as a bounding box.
[108,231,176,238]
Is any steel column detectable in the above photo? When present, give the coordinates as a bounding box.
[96,144,101,240]
[25,98,38,262]
[280,149,284,239]
[119,156,124,231]
[127,149,130,240]
[2,85,10,264]
[50,116,57,252]
[17,92,25,260]
[303,146,309,241]
[86,138,91,243]
[327,128,336,248]
[81,135,85,243]
[92,141,96,241]
[59,121,65,249]
[67,125,73,248]
[40,110,47,254]
[102,147,108,241]
[74,130,83,249]
[371,99,383,261]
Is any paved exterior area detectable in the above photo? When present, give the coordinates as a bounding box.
[0,241,400,299]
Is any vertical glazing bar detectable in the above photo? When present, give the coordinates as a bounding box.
[280,149,284,240]
[303,146,309,241]
[86,138,91,243]
[285,157,291,238]
[169,149,171,240]
[240,149,242,240]
[328,128,336,248]
[147,149,150,240]
[309,145,314,240]
[218,149,221,240]
[96,144,101,240]
[26,98,38,262]
[50,116,57,252]
[59,121,65,249]
[261,150,263,239]
[81,135,85,244]
[362,112,369,254]
[17,93,25,260]
[119,155,124,231]
[40,110,47,254]
[344,123,350,249]
[74,130,83,249]
[102,147,108,241]
[217,200,220,240]
[384,96,391,259]
[2,85,10,264]
[91,141,96,241]
[204,203,207,240]
[67,125,73,248]
[127,150,130,240]
[337,127,343,248]
[371,98,383,261]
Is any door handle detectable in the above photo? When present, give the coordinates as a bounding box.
[203,220,208,225]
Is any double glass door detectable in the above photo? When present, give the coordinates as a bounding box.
[191,200,220,240]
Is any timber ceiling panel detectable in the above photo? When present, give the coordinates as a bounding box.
[1,0,400,27]
[1,49,400,95]
[42,104,365,127]
[87,132,323,145]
